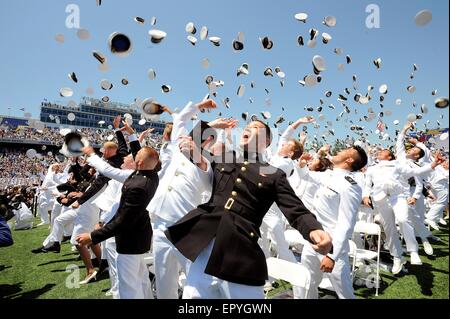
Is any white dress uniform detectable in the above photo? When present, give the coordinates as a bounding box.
[425,166,449,224]
[48,164,72,233]
[293,165,320,212]
[260,125,298,263]
[41,164,78,247]
[37,166,60,225]
[147,101,213,299]
[408,176,432,241]
[363,159,434,259]
[395,131,432,241]
[416,142,449,225]
[87,153,135,299]
[42,206,78,247]
[70,186,102,246]
[297,167,361,299]
[13,202,34,230]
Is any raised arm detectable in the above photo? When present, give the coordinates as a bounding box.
[396,123,412,160]
[113,115,130,158]
[171,99,218,143]
[399,162,436,178]
[86,154,132,184]
[294,153,327,185]
[171,102,197,143]
[76,174,110,206]
[277,116,315,153]
[118,122,141,159]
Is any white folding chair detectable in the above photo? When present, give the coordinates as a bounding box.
[349,240,358,281]
[266,257,311,299]
[284,229,308,254]
[351,221,382,296]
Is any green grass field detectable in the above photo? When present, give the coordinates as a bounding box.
[1,218,448,299]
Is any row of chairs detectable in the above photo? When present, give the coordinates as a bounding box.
[141,221,382,299]
[268,221,382,298]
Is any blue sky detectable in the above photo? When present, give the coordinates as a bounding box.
[0,0,448,146]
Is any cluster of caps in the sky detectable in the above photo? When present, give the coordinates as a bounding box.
[52,2,447,149]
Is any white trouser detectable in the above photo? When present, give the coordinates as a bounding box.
[375,194,418,256]
[38,194,53,224]
[182,240,265,299]
[299,243,355,299]
[426,183,449,224]
[153,217,191,299]
[43,207,78,247]
[70,201,100,245]
[410,196,432,240]
[50,202,62,230]
[116,253,153,299]
[50,203,73,236]
[260,206,297,263]
[104,237,119,299]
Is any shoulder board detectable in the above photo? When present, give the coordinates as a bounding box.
[345,176,357,185]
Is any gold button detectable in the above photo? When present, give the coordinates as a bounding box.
[244,161,249,166]
[236,178,242,183]
[241,167,247,172]
[175,172,180,177]
[168,186,173,191]
[258,183,263,188]
[182,162,186,166]
[250,232,255,238]
[221,168,225,172]
[231,191,237,197]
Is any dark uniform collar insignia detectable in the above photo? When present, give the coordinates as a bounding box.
[345,176,357,185]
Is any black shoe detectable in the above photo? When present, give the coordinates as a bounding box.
[31,246,46,254]
[42,242,61,253]
[61,236,71,243]
[98,259,109,274]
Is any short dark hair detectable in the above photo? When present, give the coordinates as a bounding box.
[351,146,368,172]
[254,120,272,146]
[288,138,304,160]
[416,147,425,160]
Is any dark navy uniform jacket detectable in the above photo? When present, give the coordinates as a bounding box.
[166,151,323,286]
